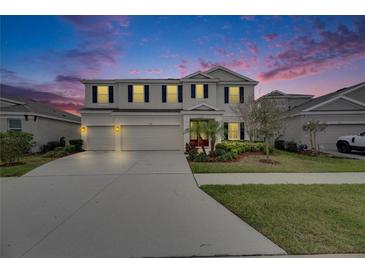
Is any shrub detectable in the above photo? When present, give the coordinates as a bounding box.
[69,139,83,151]
[214,148,226,157]
[214,141,272,155]
[217,151,236,162]
[0,131,35,164]
[194,152,207,162]
[54,146,65,152]
[286,141,298,152]
[64,144,77,153]
[275,140,286,150]
[215,143,228,151]
[42,148,69,158]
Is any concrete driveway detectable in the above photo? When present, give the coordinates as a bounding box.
[1,151,285,257]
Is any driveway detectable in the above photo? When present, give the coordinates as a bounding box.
[1,151,285,257]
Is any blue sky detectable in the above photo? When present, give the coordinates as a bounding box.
[1,16,365,113]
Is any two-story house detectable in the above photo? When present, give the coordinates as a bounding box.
[80,66,257,151]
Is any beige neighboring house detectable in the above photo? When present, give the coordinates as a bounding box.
[80,66,257,151]
[0,95,81,152]
[260,82,365,151]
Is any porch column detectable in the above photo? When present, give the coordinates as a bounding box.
[183,115,190,148]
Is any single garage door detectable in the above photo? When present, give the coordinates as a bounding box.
[87,126,115,150]
[121,125,181,150]
[317,124,364,150]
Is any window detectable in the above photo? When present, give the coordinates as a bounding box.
[228,123,239,140]
[133,85,145,103]
[229,87,239,104]
[97,86,109,104]
[196,84,204,99]
[167,85,177,103]
[8,119,22,131]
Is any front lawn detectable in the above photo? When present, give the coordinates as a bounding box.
[190,150,365,173]
[0,155,54,177]
[201,184,365,254]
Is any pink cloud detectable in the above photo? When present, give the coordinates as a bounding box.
[198,58,252,71]
[263,33,278,41]
[128,69,141,75]
[259,18,365,82]
[176,59,188,77]
[146,69,162,74]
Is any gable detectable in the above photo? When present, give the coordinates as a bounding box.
[311,98,365,111]
[345,85,365,104]
[190,74,211,79]
[187,103,220,111]
[182,71,214,80]
[206,68,246,81]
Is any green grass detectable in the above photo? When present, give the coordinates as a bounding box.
[190,150,365,173]
[201,184,365,254]
[0,155,54,177]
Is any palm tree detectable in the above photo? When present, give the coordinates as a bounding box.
[186,121,208,155]
[201,120,224,154]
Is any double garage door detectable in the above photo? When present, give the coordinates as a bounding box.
[317,124,364,150]
[87,125,181,151]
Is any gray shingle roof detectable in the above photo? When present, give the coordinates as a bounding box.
[285,81,365,116]
[0,95,81,123]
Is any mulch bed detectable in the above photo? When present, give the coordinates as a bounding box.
[259,158,280,165]
[0,162,26,167]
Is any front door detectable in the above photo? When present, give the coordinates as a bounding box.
[189,120,209,147]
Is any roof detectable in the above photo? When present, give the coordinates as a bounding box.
[81,65,258,84]
[260,90,314,99]
[285,81,365,116]
[0,95,81,123]
[80,108,182,113]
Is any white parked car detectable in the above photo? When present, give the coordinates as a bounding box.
[336,131,365,153]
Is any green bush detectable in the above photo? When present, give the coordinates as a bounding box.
[214,148,226,157]
[0,131,35,164]
[217,151,236,162]
[69,139,83,151]
[42,149,69,158]
[54,146,64,152]
[286,141,298,152]
[194,152,207,162]
[214,141,272,155]
[64,144,77,153]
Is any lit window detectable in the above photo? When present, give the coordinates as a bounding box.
[167,85,177,103]
[196,84,204,99]
[97,86,109,104]
[190,120,207,140]
[228,123,239,140]
[229,87,239,104]
[8,119,22,131]
[133,85,144,103]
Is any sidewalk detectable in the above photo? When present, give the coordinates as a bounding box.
[195,172,365,185]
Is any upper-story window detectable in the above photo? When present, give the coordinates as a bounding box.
[133,85,145,103]
[229,87,239,104]
[92,85,114,104]
[167,85,178,103]
[8,119,22,131]
[196,84,204,99]
[97,86,109,104]
[128,85,149,103]
[224,86,244,104]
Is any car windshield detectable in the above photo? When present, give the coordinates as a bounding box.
[360,131,365,136]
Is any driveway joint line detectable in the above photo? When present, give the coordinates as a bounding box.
[20,175,119,257]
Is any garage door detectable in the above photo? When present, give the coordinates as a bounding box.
[87,126,115,150]
[317,124,364,150]
[121,125,181,150]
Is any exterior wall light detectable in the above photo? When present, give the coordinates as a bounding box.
[81,126,87,133]
[114,125,121,133]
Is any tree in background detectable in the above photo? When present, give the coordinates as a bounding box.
[302,120,327,154]
[233,101,258,141]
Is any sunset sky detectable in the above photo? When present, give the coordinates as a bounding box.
[1,15,365,114]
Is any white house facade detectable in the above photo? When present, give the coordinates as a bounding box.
[80,66,257,151]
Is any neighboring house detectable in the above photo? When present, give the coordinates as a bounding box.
[0,95,81,151]
[80,66,257,151]
[261,82,365,151]
[257,90,313,111]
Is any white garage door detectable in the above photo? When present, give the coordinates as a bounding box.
[121,125,181,150]
[87,126,115,150]
[318,124,364,150]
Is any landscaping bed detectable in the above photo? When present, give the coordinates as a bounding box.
[190,149,365,173]
[200,184,365,254]
[0,155,55,177]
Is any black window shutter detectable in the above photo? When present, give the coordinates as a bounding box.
[204,84,208,98]
[239,87,244,103]
[144,85,149,103]
[224,87,229,104]
[162,85,167,103]
[178,85,183,102]
[92,86,97,103]
[108,86,114,103]
[191,84,196,98]
[224,123,228,140]
[240,123,245,140]
[128,85,133,102]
